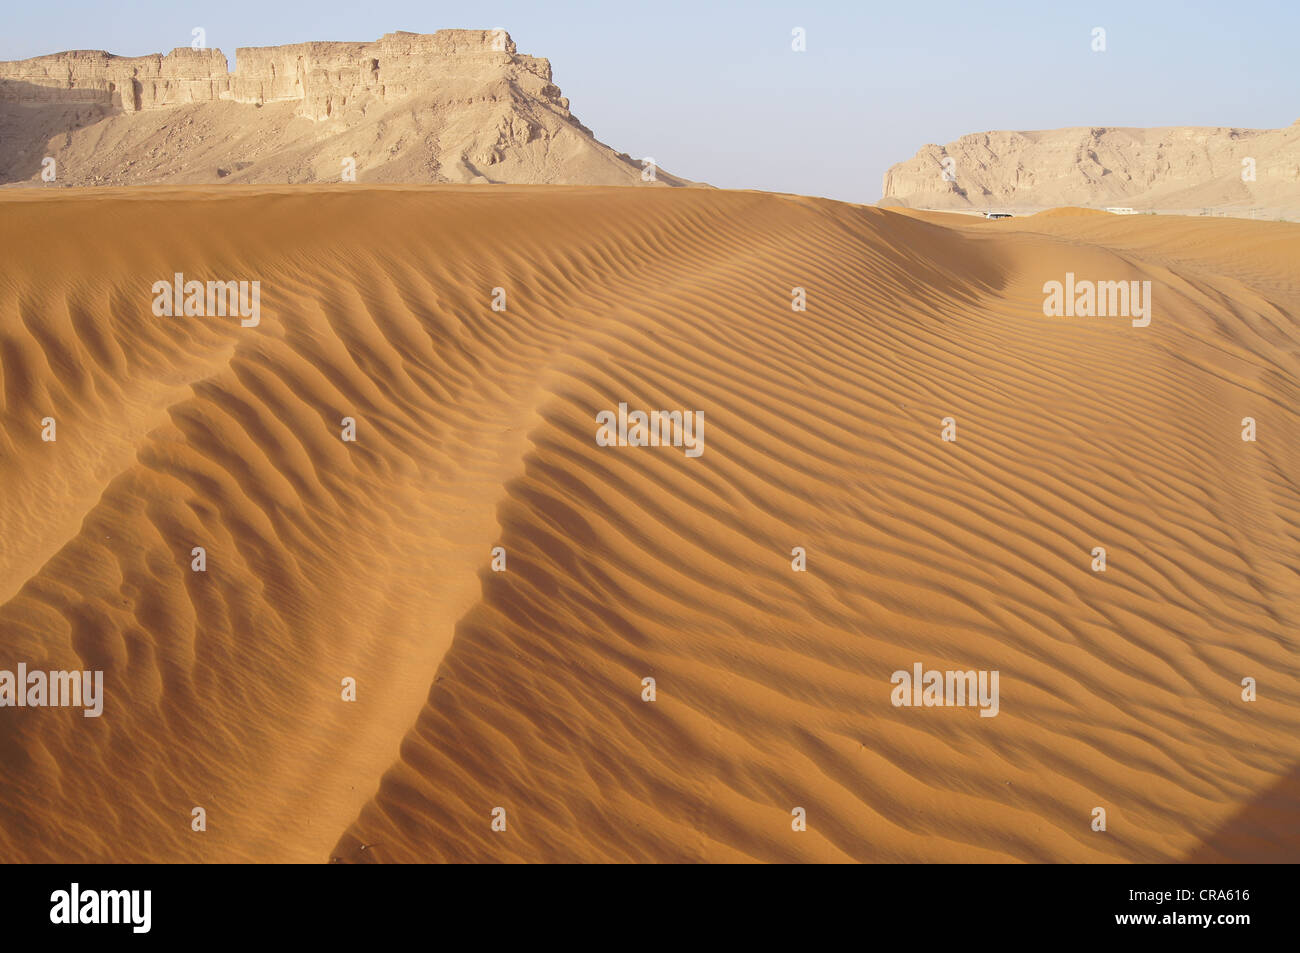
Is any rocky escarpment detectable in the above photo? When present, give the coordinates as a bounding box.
[0,47,230,112]
[0,30,564,121]
[0,30,686,187]
[229,30,570,123]
[882,122,1300,216]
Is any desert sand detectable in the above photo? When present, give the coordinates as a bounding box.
[0,184,1297,863]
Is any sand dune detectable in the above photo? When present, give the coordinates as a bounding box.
[0,185,1296,862]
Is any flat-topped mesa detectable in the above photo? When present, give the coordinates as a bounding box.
[0,48,230,111]
[376,29,516,55]
[0,30,565,120]
[882,123,1300,212]
[228,30,562,121]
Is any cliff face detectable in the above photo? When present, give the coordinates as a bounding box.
[0,30,551,119]
[222,31,565,122]
[0,30,686,188]
[0,47,230,111]
[882,123,1300,216]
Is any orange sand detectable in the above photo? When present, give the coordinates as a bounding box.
[0,186,1296,862]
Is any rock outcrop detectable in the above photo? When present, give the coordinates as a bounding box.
[0,30,557,119]
[0,30,688,188]
[882,123,1300,217]
[0,47,230,112]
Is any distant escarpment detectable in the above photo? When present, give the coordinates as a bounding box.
[882,123,1300,217]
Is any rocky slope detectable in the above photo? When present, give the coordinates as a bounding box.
[0,30,688,187]
[882,122,1300,217]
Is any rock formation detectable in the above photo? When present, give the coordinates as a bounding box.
[0,47,230,112]
[0,30,689,187]
[882,123,1300,217]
